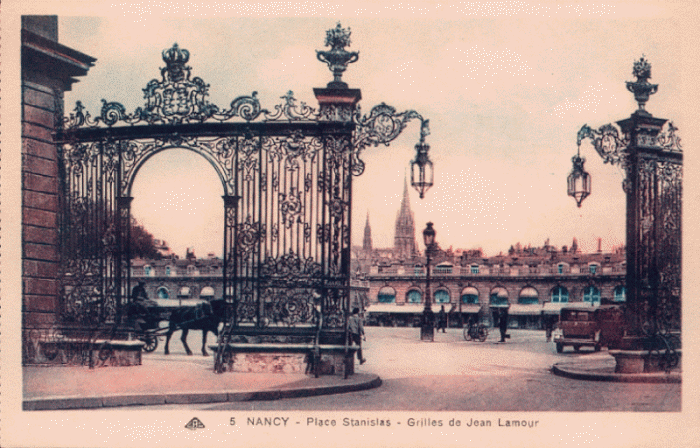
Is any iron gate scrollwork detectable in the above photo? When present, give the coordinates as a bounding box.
[56,26,431,341]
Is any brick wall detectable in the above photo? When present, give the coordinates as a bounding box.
[21,17,95,334]
[22,80,61,329]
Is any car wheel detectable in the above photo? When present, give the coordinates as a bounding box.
[556,343,563,353]
[573,345,580,352]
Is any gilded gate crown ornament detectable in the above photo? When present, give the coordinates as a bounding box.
[316,22,360,89]
[626,56,658,114]
[161,43,191,83]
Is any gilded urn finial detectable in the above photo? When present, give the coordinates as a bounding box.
[316,23,360,89]
[626,55,658,115]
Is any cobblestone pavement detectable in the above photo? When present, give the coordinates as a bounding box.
[136,326,681,411]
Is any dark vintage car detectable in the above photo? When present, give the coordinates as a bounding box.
[553,304,624,353]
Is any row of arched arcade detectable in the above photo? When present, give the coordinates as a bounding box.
[375,284,626,305]
[367,282,626,329]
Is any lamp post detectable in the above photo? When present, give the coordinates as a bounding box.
[421,222,436,341]
[572,56,682,351]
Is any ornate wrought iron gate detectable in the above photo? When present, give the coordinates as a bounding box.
[575,57,682,337]
[56,26,431,338]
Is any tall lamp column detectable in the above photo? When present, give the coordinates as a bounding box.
[421,222,436,341]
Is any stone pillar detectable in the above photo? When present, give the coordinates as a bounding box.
[618,111,682,339]
[21,17,95,334]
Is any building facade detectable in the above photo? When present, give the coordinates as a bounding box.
[352,186,626,329]
[131,256,370,311]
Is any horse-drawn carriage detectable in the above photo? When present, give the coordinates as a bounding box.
[126,297,225,355]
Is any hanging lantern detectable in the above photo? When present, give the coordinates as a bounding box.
[411,140,434,199]
[567,150,591,207]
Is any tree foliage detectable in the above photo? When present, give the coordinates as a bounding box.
[129,220,163,260]
[63,197,163,260]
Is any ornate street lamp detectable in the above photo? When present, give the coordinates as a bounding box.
[411,120,434,199]
[572,56,682,364]
[567,141,591,207]
[421,222,436,341]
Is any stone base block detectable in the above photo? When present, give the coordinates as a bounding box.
[227,352,309,374]
[222,350,355,376]
[36,339,144,367]
[610,349,682,373]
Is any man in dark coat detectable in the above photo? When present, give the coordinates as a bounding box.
[348,307,366,364]
[499,306,510,342]
[437,305,447,333]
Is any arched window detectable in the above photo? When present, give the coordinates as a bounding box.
[461,286,479,304]
[156,287,169,299]
[200,286,215,298]
[518,286,539,305]
[614,285,626,302]
[583,286,600,303]
[165,266,172,276]
[490,287,508,306]
[407,290,422,304]
[434,290,450,303]
[378,286,396,303]
[589,263,599,275]
[551,286,569,303]
[178,286,192,298]
[435,262,453,274]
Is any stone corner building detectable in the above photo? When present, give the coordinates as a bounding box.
[21,16,95,333]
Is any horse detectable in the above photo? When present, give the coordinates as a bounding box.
[164,299,227,356]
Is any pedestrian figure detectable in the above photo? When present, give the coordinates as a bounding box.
[128,281,154,333]
[131,281,148,301]
[348,307,366,364]
[499,306,510,342]
[544,315,555,342]
[437,305,447,333]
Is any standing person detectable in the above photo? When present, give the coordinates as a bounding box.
[499,306,510,342]
[348,307,366,364]
[128,282,151,333]
[437,305,447,333]
[131,281,148,302]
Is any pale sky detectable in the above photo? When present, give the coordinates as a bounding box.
[57,6,690,258]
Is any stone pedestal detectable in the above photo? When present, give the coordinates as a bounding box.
[610,349,682,373]
[215,346,355,376]
[38,339,144,367]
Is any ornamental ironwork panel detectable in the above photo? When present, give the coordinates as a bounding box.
[56,31,431,337]
[227,130,352,329]
[56,43,357,332]
[58,139,122,325]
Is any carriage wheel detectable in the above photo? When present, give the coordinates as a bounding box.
[478,326,488,342]
[142,335,158,353]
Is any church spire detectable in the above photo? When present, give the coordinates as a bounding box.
[394,177,417,259]
[363,211,373,251]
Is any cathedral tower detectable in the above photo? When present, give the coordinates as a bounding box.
[363,212,373,252]
[394,179,417,259]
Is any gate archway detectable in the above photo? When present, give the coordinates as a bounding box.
[55,32,432,338]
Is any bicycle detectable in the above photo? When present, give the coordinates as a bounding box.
[463,321,489,342]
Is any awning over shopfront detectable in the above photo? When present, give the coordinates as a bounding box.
[366,304,425,314]
[366,304,455,314]
[542,301,598,315]
[508,304,542,316]
[456,305,481,314]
